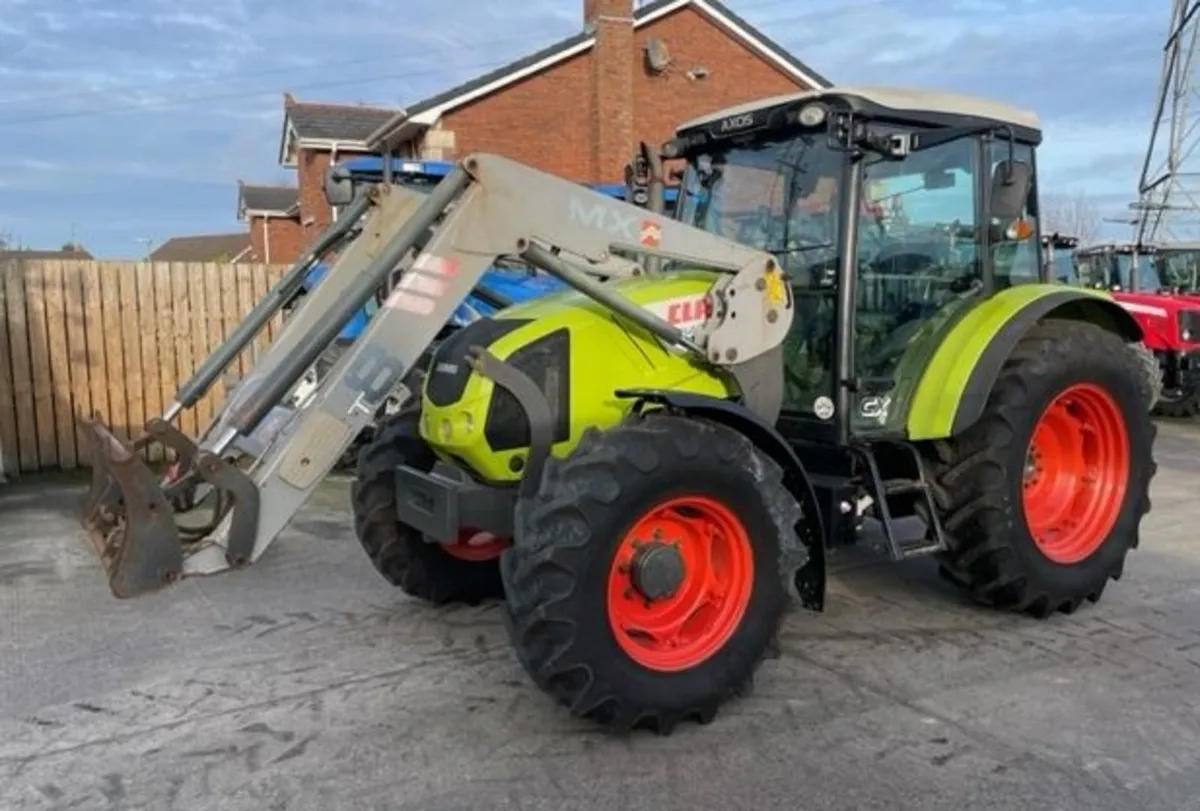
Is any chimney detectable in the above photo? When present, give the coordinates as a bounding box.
[585,0,634,183]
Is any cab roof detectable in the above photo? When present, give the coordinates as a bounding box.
[677,86,1040,138]
[1076,241,1155,254]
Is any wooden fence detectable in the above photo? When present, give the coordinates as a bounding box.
[0,258,289,477]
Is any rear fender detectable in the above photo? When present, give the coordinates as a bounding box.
[617,389,826,611]
[907,286,1142,440]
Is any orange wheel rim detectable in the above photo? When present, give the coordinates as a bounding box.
[441,529,509,562]
[1022,382,1130,565]
[606,495,754,672]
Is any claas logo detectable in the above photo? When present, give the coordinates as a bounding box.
[665,296,712,325]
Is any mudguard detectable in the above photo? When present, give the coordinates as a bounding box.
[907,285,1142,440]
[616,388,827,611]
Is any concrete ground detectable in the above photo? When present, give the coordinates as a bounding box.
[2,423,1200,811]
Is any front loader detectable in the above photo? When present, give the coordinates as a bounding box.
[81,86,1157,736]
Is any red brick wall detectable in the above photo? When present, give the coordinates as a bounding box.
[631,7,805,149]
[438,4,811,183]
[296,148,333,243]
[247,215,306,265]
[438,54,595,181]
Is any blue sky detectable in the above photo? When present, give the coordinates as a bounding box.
[0,0,1167,257]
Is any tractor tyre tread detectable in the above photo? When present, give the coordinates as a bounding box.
[1129,341,1163,412]
[351,402,504,605]
[500,414,804,735]
[922,319,1155,618]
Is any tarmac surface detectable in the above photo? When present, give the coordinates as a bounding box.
[2,420,1200,810]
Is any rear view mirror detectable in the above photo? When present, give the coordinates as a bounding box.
[989,159,1031,220]
[324,164,355,208]
[924,169,955,190]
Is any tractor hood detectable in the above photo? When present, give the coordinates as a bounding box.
[493,268,720,330]
[1114,291,1200,350]
[419,269,733,482]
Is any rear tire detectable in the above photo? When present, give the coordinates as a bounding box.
[500,415,805,734]
[351,404,506,605]
[923,320,1155,617]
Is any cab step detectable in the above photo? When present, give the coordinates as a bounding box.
[853,441,948,561]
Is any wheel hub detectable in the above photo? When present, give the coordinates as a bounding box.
[630,541,685,601]
[1020,382,1130,565]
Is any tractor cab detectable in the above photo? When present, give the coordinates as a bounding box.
[1153,242,1200,292]
[667,87,1046,441]
[1074,242,1163,292]
[1042,232,1079,284]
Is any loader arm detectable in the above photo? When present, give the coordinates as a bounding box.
[79,152,792,598]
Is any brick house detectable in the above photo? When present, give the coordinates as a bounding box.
[269,0,829,263]
[275,99,401,248]
[236,182,305,264]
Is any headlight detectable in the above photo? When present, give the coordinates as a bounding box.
[1180,310,1200,343]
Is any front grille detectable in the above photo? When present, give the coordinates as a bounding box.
[424,319,530,406]
[1180,310,1200,343]
[485,329,571,452]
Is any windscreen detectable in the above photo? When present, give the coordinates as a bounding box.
[1115,252,1161,291]
[1049,251,1077,284]
[676,133,844,276]
[1158,249,1200,290]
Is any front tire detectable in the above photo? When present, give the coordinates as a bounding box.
[924,320,1155,617]
[1153,363,1200,418]
[500,415,805,734]
[351,405,508,605]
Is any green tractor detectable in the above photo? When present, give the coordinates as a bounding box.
[81,87,1156,736]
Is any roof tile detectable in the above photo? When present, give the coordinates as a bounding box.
[286,101,403,142]
[239,184,300,214]
[148,233,252,263]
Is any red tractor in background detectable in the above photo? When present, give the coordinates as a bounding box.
[1073,241,1200,417]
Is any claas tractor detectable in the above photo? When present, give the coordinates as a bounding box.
[1075,241,1200,416]
[80,86,1157,735]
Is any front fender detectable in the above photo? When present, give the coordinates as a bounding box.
[616,388,826,610]
[906,285,1142,440]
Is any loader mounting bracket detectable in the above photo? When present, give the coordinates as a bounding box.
[146,417,261,567]
[194,450,261,567]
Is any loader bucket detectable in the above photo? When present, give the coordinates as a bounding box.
[80,416,185,598]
